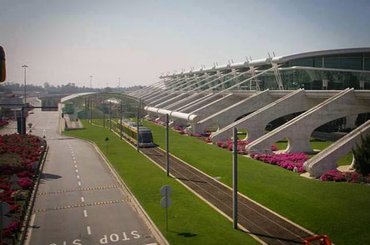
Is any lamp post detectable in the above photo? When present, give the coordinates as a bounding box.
[22,65,28,104]
[90,75,93,90]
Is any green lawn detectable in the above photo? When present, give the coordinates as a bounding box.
[64,122,258,245]
[144,121,370,245]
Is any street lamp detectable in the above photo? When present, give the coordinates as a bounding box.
[90,75,93,89]
[22,65,28,104]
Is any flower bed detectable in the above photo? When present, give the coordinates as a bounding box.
[0,134,45,243]
[320,169,370,183]
[250,152,308,173]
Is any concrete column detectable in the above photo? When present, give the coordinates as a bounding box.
[322,79,328,90]
[360,80,365,90]
[345,115,358,129]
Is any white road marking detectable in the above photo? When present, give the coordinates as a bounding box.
[75,169,79,173]
[83,209,88,217]
[74,164,78,168]
[87,226,92,235]
[78,181,81,186]
[81,197,85,202]
[77,175,80,180]
[74,160,77,164]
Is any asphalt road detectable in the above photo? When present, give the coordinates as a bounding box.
[14,109,160,245]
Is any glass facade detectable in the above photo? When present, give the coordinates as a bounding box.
[324,55,363,70]
[168,50,370,92]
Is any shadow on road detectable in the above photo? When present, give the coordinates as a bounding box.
[40,173,62,180]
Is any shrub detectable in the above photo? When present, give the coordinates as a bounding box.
[352,134,370,175]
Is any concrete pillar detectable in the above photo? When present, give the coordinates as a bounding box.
[210,89,317,142]
[304,120,370,177]
[360,80,365,90]
[345,115,358,129]
[322,79,328,90]
[247,88,370,154]
[193,90,275,133]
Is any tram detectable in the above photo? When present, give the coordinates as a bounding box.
[117,120,155,147]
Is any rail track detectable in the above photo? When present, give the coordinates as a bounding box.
[141,146,313,245]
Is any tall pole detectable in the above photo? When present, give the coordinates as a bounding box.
[21,65,28,136]
[136,101,140,152]
[90,75,93,90]
[109,101,112,130]
[22,65,28,104]
[232,127,238,229]
[166,114,170,176]
[103,104,106,128]
[90,97,93,123]
[120,100,123,139]
[89,97,92,123]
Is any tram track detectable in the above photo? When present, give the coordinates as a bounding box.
[141,146,313,245]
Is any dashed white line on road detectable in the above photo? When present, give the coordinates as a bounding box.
[87,226,91,235]
[78,181,81,186]
[75,169,79,173]
[74,164,78,168]
[77,175,80,180]
[81,197,85,202]
[73,160,77,164]
[83,209,88,217]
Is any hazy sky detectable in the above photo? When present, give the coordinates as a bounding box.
[1,0,369,88]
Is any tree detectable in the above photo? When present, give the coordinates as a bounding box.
[353,134,370,175]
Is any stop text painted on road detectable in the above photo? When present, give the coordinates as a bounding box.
[49,239,82,245]
[100,230,141,244]
[48,230,142,245]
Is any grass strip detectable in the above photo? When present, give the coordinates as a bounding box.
[144,120,370,245]
[64,121,259,245]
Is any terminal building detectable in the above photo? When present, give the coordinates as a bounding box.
[130,48,370,178]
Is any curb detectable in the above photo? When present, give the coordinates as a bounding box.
[20,140,49,244]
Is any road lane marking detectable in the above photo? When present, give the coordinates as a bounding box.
[74,160,77,164]
[33,199,129,213]
[81,197,85,202]
[77,175,80,179]
[87,226,92,235]
[84,209,88,217]
[78,181,81,186]
[75,169,79,173]
[37,185,120,195]
[74,164,78,168]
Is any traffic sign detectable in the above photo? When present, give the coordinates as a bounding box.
[160,197,172,208]
[159,185,172,231]
[160,185,172,197]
